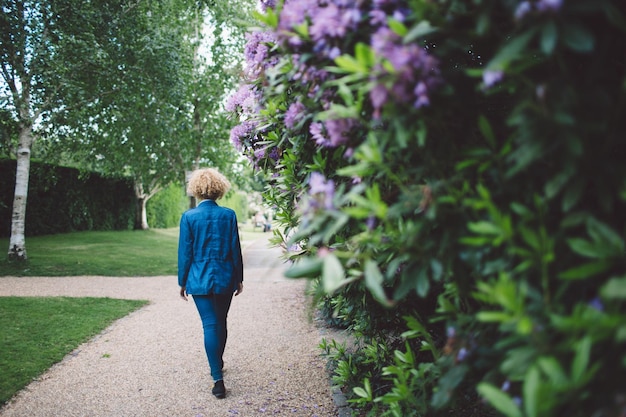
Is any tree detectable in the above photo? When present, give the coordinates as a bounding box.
[0,0,100,260]
[40,0,255,226]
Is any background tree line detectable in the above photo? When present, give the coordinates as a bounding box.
[1,0,255,260]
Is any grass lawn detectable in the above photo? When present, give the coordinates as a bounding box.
[0,225,266,277]
[0,296,148,405]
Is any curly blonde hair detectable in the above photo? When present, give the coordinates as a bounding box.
[187,168,231,200]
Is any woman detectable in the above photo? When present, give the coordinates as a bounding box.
[178,168,244,399]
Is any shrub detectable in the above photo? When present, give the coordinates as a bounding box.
[230,1,626,416]
[220,190,250,223]
[146,182,188,228]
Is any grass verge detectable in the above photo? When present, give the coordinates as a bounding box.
[0,226,266,277]
[0,296,148,405]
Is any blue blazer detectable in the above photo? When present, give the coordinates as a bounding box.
[178,200,243,295]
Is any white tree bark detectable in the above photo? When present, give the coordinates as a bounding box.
[8,125,34,260]
[133,180,161,230]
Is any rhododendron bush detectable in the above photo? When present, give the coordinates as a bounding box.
[229,0,626,415]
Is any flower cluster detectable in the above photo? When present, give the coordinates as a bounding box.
[276,0,361,59]
[307,171,336,211]
[243,30,279,79]
[515,0,564,20]
[369,26,441,118]
[225,83,259,114]
[227,0,441,168]
[309,118,359,148]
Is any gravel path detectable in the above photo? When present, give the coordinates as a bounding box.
[0,235,343,417]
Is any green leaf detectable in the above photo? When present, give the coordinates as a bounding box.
[477,383,523,417]
[459,236,492,246]
[387,18,408,36]
[545,167,574,199]
[537,357,568,387]
[364,259,390,305]
[571,336,591,383]
[600,276,626,299]
[540,20,558,55]
[354,42,375,68]
[416,267,430,297]
[430,259,443,281]
[404,20,438,43]
[476,311,512,322]
[353,386,370,399]
[334,54,367,73]
[566,238,608,259]
[562,22,595,53]
[284,257,323,279]
[519,227,540,250]
[586,217,624,253]
[468,221,501,235]
[558,260,611,280]
[478,115,496,148]
[523,366,541,417]
[322,254,345,293]
[486,29,537,71]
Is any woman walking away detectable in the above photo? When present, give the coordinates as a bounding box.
[178,168,244,399]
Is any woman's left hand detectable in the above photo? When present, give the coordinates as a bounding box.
[235,282,244,296]
[179,286,188,301]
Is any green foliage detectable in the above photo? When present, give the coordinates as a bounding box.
[147,183,188,229]
[231,0,626,416]
[0,296,147,405]
[220,190,250,223]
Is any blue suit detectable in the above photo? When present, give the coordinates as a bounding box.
[178,199,243,294]
[177,199,243,382]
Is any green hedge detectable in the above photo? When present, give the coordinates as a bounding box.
[230,1,626,416]
[1,159,134,237]
[146,183,188,229]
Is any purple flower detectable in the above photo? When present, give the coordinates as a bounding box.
[279,0,317,34]
[244,30,278,77]
[369,26,441,116]
[309,122,327,146]
[483,70,504,88]
[414,82,430,108]
[268,147,281,160]
[366,216,377,230]
[514,1,532,20]
[370,84,388,118]
[254,147,266,159]
[325,118,357,147]
[229,121,257,151]
[285,101,306,129]
[309,2,361,41]
[258,0,277,11]
[501,380,511,392]
[309,118,358,148]
[515,0,562,20]
[446,326,456,338]
[589,297,604,312]
[456,347,468,362]
[369,10,387,26]
[308,172,336,210]
[225,84,258,113]
[536,0,563,12]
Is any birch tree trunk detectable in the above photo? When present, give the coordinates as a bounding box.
[133,180,160,230]
[8,124,34,260]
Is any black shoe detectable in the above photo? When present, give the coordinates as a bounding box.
[212,380,226,399]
